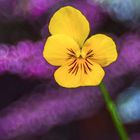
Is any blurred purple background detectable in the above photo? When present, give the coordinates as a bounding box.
[0,0,140,139]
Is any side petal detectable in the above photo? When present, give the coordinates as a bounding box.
[43,34,80,66]
[49,6,90,46]
[82,34,118,67]
[81,62,105,86]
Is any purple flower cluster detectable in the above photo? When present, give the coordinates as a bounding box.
[0,41,54,78]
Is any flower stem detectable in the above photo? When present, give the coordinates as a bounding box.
[99,81,129,140]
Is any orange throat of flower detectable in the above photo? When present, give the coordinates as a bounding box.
[67,48,94,75]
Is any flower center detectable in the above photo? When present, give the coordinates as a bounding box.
[67,48,94,75]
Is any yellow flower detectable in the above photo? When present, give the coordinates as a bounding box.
[43,6,118,88]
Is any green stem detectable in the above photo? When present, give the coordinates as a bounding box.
[99,81,129,140]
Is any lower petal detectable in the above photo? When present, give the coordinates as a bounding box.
[54,60,105,88]
[54,61,81,88]
[81,62,105,86]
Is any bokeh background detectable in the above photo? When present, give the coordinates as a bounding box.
[0,0,140,139]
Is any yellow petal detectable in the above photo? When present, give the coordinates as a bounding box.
[80,61,105,86]
[54,59,105,88]
[49,6,90,46]
[54,60,81,88]
[43,34,80,66]
[82,34,118,67]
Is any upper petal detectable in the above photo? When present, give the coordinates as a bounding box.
[49,6,90,46]
[82,34,118,67]
[43,34,80,66]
